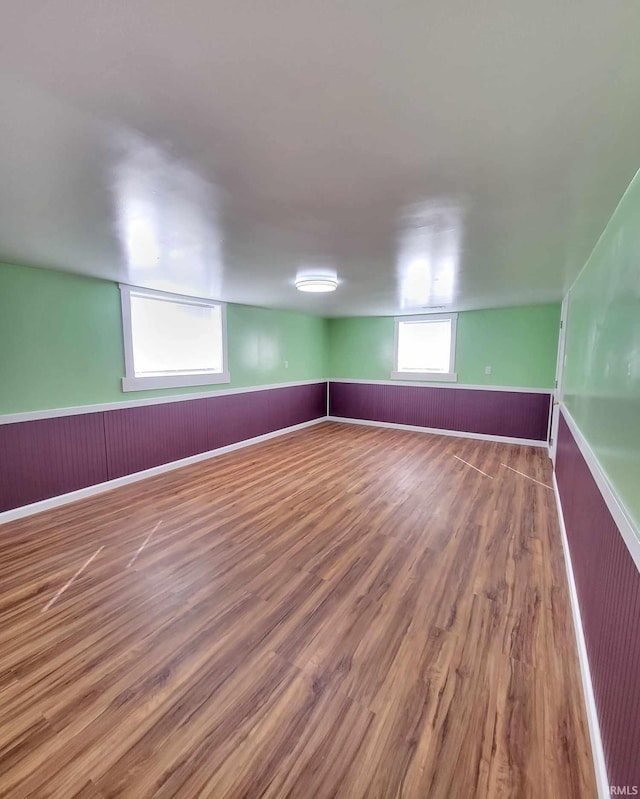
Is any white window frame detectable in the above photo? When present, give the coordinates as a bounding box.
[392,313,458,382]
[119,284,230,392]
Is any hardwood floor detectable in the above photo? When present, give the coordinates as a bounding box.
[0,421,596,798]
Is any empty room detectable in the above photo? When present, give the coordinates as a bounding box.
[0,2,639,797]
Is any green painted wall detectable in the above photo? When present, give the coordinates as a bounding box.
[563,169,640,530]
[328,304,560,389]
[0,263,328,414]
[0,261,560,423]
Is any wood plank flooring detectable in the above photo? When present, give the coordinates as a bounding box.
[0,421,596,798]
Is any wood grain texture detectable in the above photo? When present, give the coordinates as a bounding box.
[0,422,596,798]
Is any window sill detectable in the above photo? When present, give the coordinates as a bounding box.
[122,372,231,392]
[390,371,458,383]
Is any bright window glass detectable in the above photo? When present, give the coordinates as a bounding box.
[397,319,452,373]
[119,284,229,391]
[393,314,457,381]
[129,294,223,377]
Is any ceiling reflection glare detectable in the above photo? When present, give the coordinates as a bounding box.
[112,131,225,298]
[397,201,463,311]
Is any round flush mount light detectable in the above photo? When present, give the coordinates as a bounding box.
[295,276,338,293]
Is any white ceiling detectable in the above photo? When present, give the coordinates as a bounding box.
[0,1,639,316]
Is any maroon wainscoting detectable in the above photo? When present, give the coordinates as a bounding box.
[555,412,640,790]
[207,382,327,450]
[104,383,327,480]
[329,381,551,441]
[103,397,211,479]
[0,382,327,512]
[0,414,108,512]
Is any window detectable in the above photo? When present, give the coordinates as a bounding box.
[392,313,457,382]
[119,284,229,391]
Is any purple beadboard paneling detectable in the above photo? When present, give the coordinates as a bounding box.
[329,381,550,441]
[556,411,640,790]
[330,382,456,430]
[104,383,327,479]
[0,414,108,512]
[205,382,327,450]
[104,397,210,479]
[0,382,327,511]
[452,388,550,440]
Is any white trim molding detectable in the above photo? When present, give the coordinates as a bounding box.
[0,380,326,426]
[0,418,326,526]
[0,380,554,426]
[390,370,458,383]
[329,378,552,394]
[122,372,231,392]
[552,473,610,799]
[119,283,230,392]
[560,404,640,573]
[327,416,546,447]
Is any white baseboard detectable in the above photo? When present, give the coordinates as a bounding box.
[552,472,609,798]
[0,414,545,525]
[327,415,546,447]
[0,418,326,526]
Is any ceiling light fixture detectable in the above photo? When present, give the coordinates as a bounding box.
[295,276,338,293]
